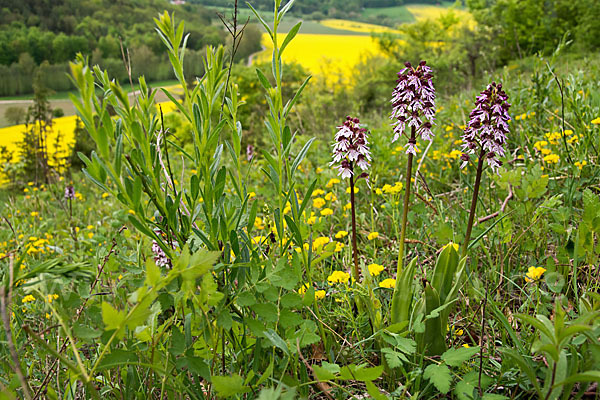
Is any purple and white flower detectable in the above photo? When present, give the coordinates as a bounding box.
[330,116,371,179]
[460,82,511,173]
[390,61,436,155]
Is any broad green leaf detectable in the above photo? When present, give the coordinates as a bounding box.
[424,364,452,394]
[365,380,388,400]
[441,346,480,367]
[211,375,250,398]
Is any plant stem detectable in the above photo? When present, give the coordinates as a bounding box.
[396,126,416,273]
[462,148,486,258]
[350,169,360,281]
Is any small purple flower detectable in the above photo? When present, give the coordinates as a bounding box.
[64,186,75,200]
[152,241,170,267]
[390,60,436,155]
[461,82,511,173]
[246,144,254,162]
[330,116,371,179]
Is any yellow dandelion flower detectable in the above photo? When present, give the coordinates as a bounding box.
[525,266,546,282]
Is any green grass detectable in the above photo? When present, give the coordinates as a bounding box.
[361,6,416,24]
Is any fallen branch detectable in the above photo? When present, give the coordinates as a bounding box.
[476,184,513,225]
[296,338,335,400]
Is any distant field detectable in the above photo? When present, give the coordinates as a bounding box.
[360,6,416,24]
[255,33,384,84]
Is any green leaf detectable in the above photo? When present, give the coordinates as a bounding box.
[365,380,388,400]
[280,21,302,56]
[102,302,126,332]
[73,324,102,341]
[553,370,600,385]
[381,348,408,368]
[264,329,289,355]
[211,375,250,398]
[313,363,338,381]
[441,346,480,367]
[339,364,383,382]
[256,358,274,385]
[96,350,138,370]
[236,291,256,307]
[424,363,452,394]
[145,257,161,287]
[291,138,315,177]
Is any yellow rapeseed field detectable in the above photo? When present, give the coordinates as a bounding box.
[255,33,382,83]
[405,5,472,23]
[0,101,175,167]
[319,19,399,34]
[0,115,77,163]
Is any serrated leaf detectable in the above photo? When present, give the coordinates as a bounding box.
[381,348,407,368]
[442,346,480,367]
[424,364,452,394]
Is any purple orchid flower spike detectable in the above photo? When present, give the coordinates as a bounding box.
[390,60,436,155]
[460,82,511,173]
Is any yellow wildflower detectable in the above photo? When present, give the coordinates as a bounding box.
[313,197,326,209]
[312,189,325,197]
[367,263,384,276]
[367,232,379,241]
[254,217,265,230]
[298,283,310,295]
[335,230,348,239]
[22,295,35,303]
[312,236,330,249]
[525,266,546,282]
[315,290,326,300]
[543,154,560,164]
[379,278,396,289]
[574,160,587,170]
[327,270,350,285]
[591,117,600,125]
[101,192,110,199]
[334,242,345,252]
[325,192,337,202]
[326,178,340,188]
[346,187,359,194]
[320,208,333,216]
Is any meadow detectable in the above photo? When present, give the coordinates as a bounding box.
[1,1,600,400]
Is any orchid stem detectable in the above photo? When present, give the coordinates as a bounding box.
[396,126,416,274]
[462,148,485,258]
[350,168,360,281]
